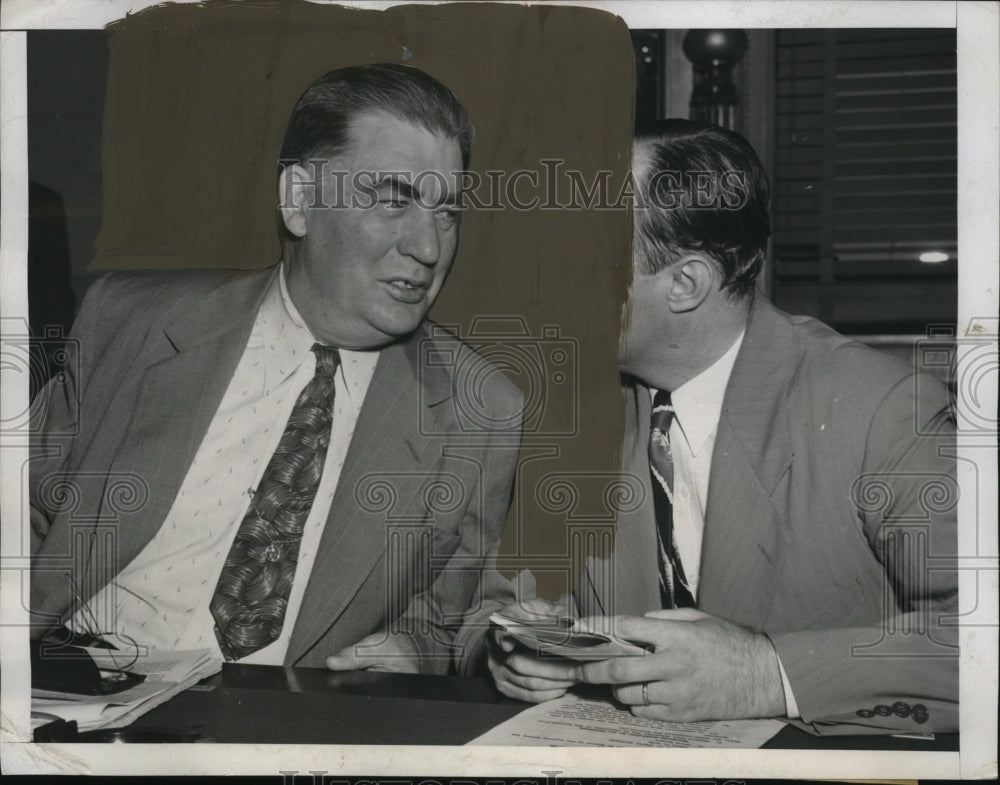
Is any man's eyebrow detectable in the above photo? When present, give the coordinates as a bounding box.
[375,173,458,206]
[375,174,414,198]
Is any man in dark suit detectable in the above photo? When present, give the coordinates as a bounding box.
[30,64,522,674]
[486,120,958,735]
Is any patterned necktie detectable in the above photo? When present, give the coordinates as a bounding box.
[210,343,340,660]
[648,389,695,609]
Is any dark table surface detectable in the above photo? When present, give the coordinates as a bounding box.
[115,663,959,750]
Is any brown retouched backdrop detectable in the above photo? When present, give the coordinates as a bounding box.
[94,0,634,600]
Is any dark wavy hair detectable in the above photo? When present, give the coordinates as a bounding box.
[634,119,771,299]
[280,63,473,170]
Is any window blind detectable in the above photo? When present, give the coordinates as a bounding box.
[772,29,957,332]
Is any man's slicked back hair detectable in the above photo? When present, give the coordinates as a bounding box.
[280,63,474,170]
[634,119,771,299]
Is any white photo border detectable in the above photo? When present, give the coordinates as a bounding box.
[1,0,996,779]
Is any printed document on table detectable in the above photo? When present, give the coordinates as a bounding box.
[468,692,785,748]
[32,647,221,732]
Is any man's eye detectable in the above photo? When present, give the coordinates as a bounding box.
[380,199,408,211]
[435,208,459,226]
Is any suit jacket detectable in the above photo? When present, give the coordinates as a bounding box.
[29,267,523,672]
[576,297,958,735]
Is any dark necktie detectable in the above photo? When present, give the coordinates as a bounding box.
[648,389,695,609]
[210,343,340,660]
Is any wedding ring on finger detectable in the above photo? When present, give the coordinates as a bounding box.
[641,682,650,706]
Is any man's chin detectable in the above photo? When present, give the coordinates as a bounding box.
[373,313,427,342]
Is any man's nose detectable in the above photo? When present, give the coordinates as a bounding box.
[398,209,441,266]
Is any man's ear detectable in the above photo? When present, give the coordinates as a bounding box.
[278,163,312,238]
[665,254,718,313]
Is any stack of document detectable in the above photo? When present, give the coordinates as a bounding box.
[31,648,222,733]
[490,611,648,659]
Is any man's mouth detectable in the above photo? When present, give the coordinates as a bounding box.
[384,277,429,304]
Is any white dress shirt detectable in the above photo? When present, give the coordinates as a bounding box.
[71,266,379,665]
[650,329,801,717]
[652,332,743,599]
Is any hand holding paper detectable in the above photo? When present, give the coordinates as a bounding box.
[573,609,787,722]
[487,598,581,703]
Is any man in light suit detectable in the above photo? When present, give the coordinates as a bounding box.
[487,120,958,735]
[29,64,522,674]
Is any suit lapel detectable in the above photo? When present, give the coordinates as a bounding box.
[613,380,662,615]
[288,324,452,662]
[99,270,275,575]
[580,379,660,617]
[698,299,794,629]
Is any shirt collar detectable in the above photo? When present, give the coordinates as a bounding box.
[654,330,745,453]
[278,261,318,339]
[245,264,318,394]
[256,263,381,401]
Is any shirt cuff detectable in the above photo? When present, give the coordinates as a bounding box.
[775,652,801,719]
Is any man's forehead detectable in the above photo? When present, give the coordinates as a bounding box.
[340,109,459,159]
